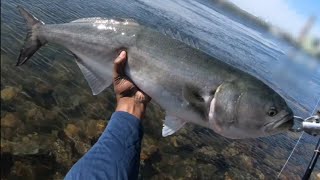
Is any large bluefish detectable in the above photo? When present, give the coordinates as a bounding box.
[17,6,293,139]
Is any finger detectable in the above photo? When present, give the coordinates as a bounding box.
[113,51,127,79]
[141,91,152,102]
[135,91,152,103]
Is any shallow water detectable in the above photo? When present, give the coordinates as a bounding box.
[1,0,320,179]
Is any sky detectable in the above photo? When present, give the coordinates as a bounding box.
[228,0,320,39]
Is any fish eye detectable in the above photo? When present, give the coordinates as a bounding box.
[267,107,277,117]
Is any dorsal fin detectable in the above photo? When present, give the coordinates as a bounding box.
[71,17,105,23]
[71,17,139,25]
[161,29,200,49]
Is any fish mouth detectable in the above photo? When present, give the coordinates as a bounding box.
[264,113,294,130]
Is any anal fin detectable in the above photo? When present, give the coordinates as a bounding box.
[73,53,112,95]
[162,116,186,137]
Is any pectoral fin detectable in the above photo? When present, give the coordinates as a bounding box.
[182,85,205,104]
[182,85,214,119]
[162,116,186,137]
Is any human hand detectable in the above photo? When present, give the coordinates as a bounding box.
[113,51,151,119]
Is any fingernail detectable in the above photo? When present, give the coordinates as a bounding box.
[119,51,126,58]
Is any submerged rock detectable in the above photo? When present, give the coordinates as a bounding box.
[2,131,57,156]
[52,139,74,168]
[24,103,62,133]
[141,144,158,161]
[195,163,218,179]
[195,146,217,157]
[254,169,265,180]
[84,119,106,139]
[34,81,53,95]
[53,172,64,180]
[1,113,21,128]
[1,86,21,101]
[224,167,255,180]
[74,140,91,155]
[74,119,106,140]
[222,143,240,157]
[1,139,12,153]
[64,124,80,139]
[10,161,34,179]
[264,154,285,170]
[26,107,45,124]
[239,154,253,170]
[51,118,107,161]
[1,113,23,140]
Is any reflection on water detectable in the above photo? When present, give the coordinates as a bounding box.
[1,0,320,179]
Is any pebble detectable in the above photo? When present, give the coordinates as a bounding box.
[1,113,20,128]
[64,124,80,139]
[1,86,20,101]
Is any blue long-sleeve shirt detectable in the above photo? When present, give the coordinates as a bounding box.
[65,111,144,180]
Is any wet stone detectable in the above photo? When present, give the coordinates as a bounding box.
[26,107,45,123]
[279,173,302,180]
[9,133,56,155]
[85,101,113,120]
[84,119,106,139]
[225,167,255,180]
[239,154,253,170]
[11,135,40,155]
[271,146,288,159]
[24,105,61,132]
[53,172,64,180]
[1,86,21,101]
[1,113,22,140]
[59,119,107,156]
[52,139,74,168]
[64,124,80,139]
[10,161,34,179]
[195,146,217,157]
[254,169,265,180]
[194,163,218,179]
[1,113,21,128]
[1,139,12,153]
[222,143,240,157]
[51,67,74,82]
[1,128,14,140]
[147,174,172,180]
[140,135,160,162]
[74,140,91,155]
[34,81,53,95]
[264,154,285,170]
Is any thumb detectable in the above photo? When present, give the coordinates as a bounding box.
[113,51,127,79]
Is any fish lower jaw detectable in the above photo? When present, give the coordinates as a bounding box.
[268,118,293,130]
[279,118,294,129]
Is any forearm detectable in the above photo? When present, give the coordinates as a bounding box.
[65,112,144,180]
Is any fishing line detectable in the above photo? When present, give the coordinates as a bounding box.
[277,96,320,178]
[277,132,304,178]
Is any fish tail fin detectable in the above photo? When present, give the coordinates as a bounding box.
[16,6,46,66]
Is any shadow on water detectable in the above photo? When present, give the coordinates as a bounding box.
[1,0,320,179]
